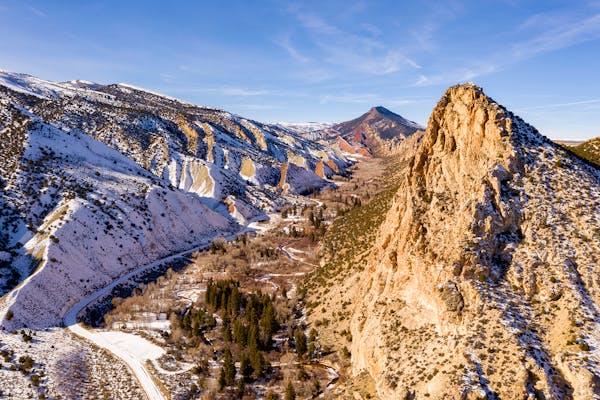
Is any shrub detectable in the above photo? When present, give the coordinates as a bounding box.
[265,392,280,400]
[30,373,41,386]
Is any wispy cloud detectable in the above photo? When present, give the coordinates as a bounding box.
[319,92,380,104]
[215,87,275,97]
[415,9,600,87]
[319,92,423,107]
[169,86,278,97]
[275,34,311,63]
[515,98,600,111]
[167,85,308,98]
[26,4,46,18]
[414,64,497,87]
[360,23,382,37]
[160,73,175,83]
[512,13,600,57]
[286,7,420,75]
[233,103,285,110]
[405,1,462,53]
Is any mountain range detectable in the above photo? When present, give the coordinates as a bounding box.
[2,70,600,400]
[0,70,415,329]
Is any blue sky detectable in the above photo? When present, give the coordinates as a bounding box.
[1,1,600,139]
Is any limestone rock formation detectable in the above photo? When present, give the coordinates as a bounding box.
[351,84,600,399]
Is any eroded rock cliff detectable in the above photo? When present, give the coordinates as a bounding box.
[351,84,600,399]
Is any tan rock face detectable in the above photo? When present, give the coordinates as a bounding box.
[350,84,600,399]
[315,160,325,178]
[177,115,199,154]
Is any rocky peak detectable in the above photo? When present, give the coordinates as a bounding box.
[350,84,600,399]
[408,83,524,282]
[367,106,395,116]
[332,105,423,156]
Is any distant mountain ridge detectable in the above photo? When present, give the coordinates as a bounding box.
[329,106,423,156]
[279,106,423,157]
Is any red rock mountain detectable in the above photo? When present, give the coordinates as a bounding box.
[330,106,423,156]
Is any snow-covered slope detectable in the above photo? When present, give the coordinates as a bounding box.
[0,70,349,328]
[0,113,232,328]
[275,121,336,141]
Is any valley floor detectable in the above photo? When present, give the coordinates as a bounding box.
[0,155,391,400]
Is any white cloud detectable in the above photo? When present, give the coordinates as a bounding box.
[512,13,600,57]
[287,7,420,76]
[26,5,46,18]
[275,34,311,63]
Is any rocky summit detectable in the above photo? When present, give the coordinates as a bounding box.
[350,84,600,399]
[330,106,423,156]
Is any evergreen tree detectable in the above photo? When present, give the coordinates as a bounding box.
[249,347,265,379]
[222,317,232,342]
[233,319,247,346]
[236,378,245,398]
[240,352,253,381]
[294,329,307,357]
[308,342,316,359]
[247,321,260,350]
[285,381,296,400]
[265,392,280,400]
[259,302,279,347]
[222,347,236,386]
[218,368,226,391]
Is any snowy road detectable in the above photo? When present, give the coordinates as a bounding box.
[63,234,235,400]
[60,215,325,399]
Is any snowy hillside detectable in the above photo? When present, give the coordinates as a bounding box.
[275,121,336,141]
[0,113,232,328]
[0,70,349,328]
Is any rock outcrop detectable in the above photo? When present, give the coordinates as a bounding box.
[351,84,600,399]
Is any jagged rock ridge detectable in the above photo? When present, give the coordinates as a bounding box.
[351,84,600,399]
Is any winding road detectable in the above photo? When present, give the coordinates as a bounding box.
[63,234,236,400]
[62,209,334,400]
